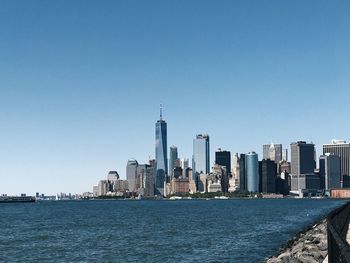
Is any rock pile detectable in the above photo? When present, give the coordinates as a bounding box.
[266,219,328,263]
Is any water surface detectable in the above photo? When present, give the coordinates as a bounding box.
[0,199,345,262]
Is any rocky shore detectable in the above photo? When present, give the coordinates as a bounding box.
[266,219,328,263]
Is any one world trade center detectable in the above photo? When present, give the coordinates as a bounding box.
[155,105,168,196]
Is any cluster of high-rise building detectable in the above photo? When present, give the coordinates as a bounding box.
[93,171,129,197]
[93,107,350,198]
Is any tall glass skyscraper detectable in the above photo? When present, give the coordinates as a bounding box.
[126,159,138,192]
[245,152,259,192]
[192,134,210,180]
[155,106,168,196]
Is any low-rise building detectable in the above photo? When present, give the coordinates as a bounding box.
[331,189,350,198]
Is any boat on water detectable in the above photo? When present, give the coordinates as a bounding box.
[0,196,36,203]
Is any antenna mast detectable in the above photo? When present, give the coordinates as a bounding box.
[160,103,163,120]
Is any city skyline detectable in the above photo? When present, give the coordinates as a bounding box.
[1,1,349,195]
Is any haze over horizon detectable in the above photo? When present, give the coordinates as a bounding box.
[1,0,349,195]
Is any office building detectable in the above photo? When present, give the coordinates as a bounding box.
[155,106,168,196]
[245,152,259,192]
[169,146,178,179]
[215,149,231,175]
[259,159,277,193]
[137,164,154,198]
[290,141,319,192]
[171,177,189,195]
[126,159,138,192]
[113,179,129,192]
[192,134,210,179]
[319,153,341,191]
[98,180,110,196]
[263,143,282,163]
[323,140,350,188]
[239,154,246,191]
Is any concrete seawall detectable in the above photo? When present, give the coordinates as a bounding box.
[266,219,328,263]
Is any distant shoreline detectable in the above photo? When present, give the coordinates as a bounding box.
[30,196,350,202]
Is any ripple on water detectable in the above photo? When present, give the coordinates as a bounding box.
[0,199,345,263]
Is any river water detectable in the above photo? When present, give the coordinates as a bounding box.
[0,199,345,262]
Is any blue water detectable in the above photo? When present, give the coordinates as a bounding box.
[0,199,346,262]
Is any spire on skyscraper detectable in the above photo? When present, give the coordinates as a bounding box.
[160,103,163,120]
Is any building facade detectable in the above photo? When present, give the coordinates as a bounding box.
[126,159,138,192]
[215,149,231,176]
[155,108,168,196]
[290,141,318,192]
[319,153,341,191]
[192,134,210,180]
[259,159,277,193]
[171,177,189,195]
[245,152,259,192]
[239,154,246,191]
[263,143,282,163]
[323,140,350,188]
[169,145,178,180]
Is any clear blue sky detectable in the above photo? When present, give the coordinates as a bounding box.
[0,0,349,195]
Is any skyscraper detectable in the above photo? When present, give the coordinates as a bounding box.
[215,149,231,175]
[169,145,178,180]
[245,152,259,192]
[126,159,138,192]
[155,106,168,196]
[290,141,319,193]
[263,143,282,163]
[319,153,341,191]
[144,164,155,198]
[214,150,230,193]
[239,154,246,191]
[259,159,277,193]
[192,134,210,179]
[136,163,154,198]
[323,140,350,188]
